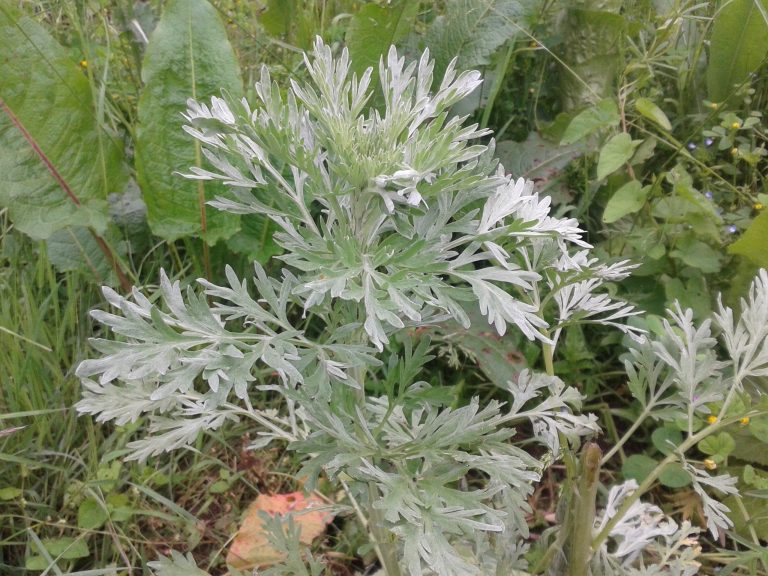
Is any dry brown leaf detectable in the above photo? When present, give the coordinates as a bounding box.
[226,492,334,570]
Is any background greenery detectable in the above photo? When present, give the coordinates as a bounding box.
[1,0,767,573]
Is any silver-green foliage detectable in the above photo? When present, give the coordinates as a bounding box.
[76,40,768,575]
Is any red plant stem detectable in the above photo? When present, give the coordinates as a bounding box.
[0,97,132,292]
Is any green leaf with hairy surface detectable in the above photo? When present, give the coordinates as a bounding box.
[622,454,657,483]
[670,235,723,274]
[46,226,120,284]
[659,463,691,488]
[0,4,126,240]
[723,493,768,541]
[652,427,683,456]
[347,1,419,78]
[749,416,768,443]
[597,133,639,180]
[729,210,768,267]
[558,6,625,111]
[560,99,619,145]
[136,0,242,244]
[699,432,736,464]
[603,180,649,223]
[634,97,672,131]
[258,0,295,38]
[41,537,89,560]
[496,134,584,203]
[78,498,108,530]
[0,487,22,500]
[425,0,533,82]
[707,0,768,103]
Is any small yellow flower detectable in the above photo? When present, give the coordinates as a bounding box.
[740,416,750,426]
[755,203,765,211]
[731,147,739,156]
[731,121,741,129]
[704,459,717,470]
[707,415,718,425]
[709,102,719,110]
[79,59,88,69]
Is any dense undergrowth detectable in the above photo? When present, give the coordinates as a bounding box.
[1,1,767,574]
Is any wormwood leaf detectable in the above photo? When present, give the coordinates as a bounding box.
[149,551,211,576]
[136,0,242,243]
[0,4,125,240]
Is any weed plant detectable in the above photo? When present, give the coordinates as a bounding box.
[77,40,768,575]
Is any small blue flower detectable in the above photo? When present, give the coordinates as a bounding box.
[687,142,697,151]
[705,137,714,147]
[704,190,713,200]
[728,225,738,234]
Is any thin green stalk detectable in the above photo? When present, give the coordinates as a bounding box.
[600,405,651,465]
[592,412,766,551]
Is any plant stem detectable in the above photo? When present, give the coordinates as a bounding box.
[591,414,754,551]
[568,443,602,576]
[600,405,651,465]
[348,329,401,576]
[542,342,555,377]
[367,483,403,576]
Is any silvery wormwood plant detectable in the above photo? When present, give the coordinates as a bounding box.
[76,39,768,576]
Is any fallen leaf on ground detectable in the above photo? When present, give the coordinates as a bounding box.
[227,492,334,570]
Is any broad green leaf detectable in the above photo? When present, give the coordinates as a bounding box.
[724,493,768,541]
[659,463,691,488]
[749,415,768,443]
[699,432,736,464]
[25,537,89,571]
[78,497,108,530]
[707,0,768,103]
[634,97,672,131]
[106,492,135,522]
[136,0,242,244]
[602,180,649,223]
[744,464,768,489]
[651,427,682,456]
[0,487,22,500]
[346,1,419,77]
[597,133,638,180]
[43,537,89,559]
[560,99,620,145]
[670,236,723,274]
[46,226,120,285]
[496,133,584,203]
[258,0,295,38]
[425,0,533,82]
[257,0,313,48]
[729,210,768,267]
[0,4,126,240]
[559,7,625,110]
[622,454,657,483]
